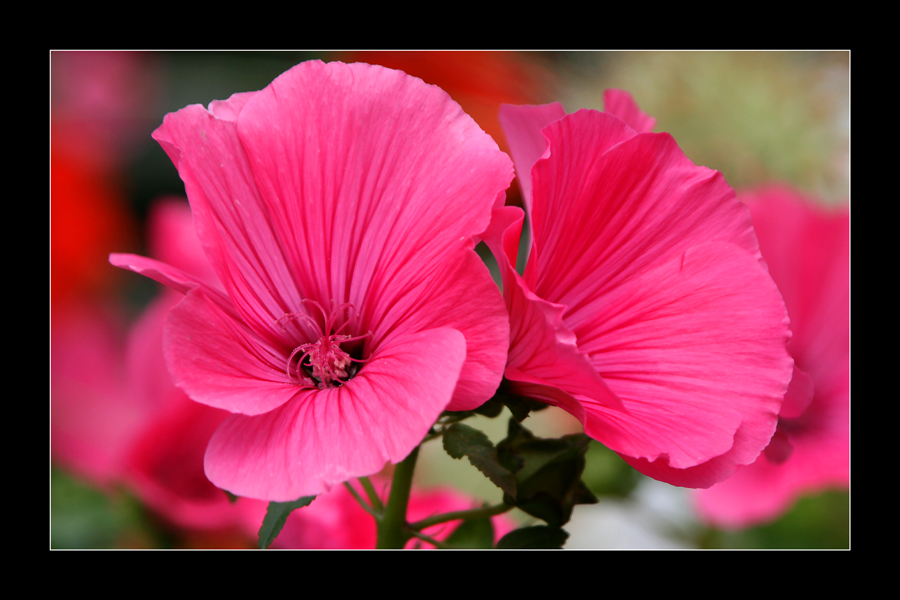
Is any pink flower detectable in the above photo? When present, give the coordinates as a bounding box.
[110,61,513,502]
[484,91,794,488]
[51,301,146,486]
[247,483,515,549]
[695,186,849,527]
[54,199,258,535]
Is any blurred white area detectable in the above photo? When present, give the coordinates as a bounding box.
[564,478,699,549]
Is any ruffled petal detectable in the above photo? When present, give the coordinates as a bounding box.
[482,206,622,413]
[498,102,567,217]
[203,327,467,501]
[164,288,301,416]
[234,61,513,328]
[603,89,656,133]
[529,112,762,313]
[575,242,791,484]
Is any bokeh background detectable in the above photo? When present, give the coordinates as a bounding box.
[50,50,849,549]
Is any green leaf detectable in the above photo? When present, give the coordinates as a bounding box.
[473,396,505,418]
[443,516,495,549]
[258,495,316,549]
[502,395,535,422]
[496,525,569,549]
[442,423,517,497]
[496,419,597,528]
[224,490,239,504]
[438,410,476,425]
[492,380,551,422]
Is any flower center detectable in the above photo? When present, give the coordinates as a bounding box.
[278,300,370,390]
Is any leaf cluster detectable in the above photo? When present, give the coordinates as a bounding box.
[441,416,597,548]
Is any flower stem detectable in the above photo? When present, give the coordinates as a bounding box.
[359,476,384,514]
[406,528,450,549]
[343,481,376,517]
[376,445,419,549]
[409,502,512,531]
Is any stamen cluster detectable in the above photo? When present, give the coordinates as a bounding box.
[279,300,370,390]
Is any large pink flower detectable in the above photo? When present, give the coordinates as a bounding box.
[111,61,513,502]
[695,186,849,527]
[484,91,794,488]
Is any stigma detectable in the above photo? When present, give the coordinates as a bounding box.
[278,300,371,389]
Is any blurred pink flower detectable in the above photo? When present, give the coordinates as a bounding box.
[251,483,516,549]
[51,301,145,485]
[53,199,257,536]
[484,91,793,488]
[695,186,849,528]
[111,60,513,502]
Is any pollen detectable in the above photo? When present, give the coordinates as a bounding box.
[278,300,371,390]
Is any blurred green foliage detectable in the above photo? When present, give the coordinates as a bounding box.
[51,468,161,549]
[556,51,848,204]
[699,490,849,549]
[581,440,642,499]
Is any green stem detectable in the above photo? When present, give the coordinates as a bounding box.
[409,503,512,531]
[376,445,419,549]
[359,476,384,514]
[406,528,450,549]
[343,481,376,517]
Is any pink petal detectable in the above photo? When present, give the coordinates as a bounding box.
[152,103,307,352]
[498,102,567,216]
[576,242,791,484]
[370,247,508,411]
[482,205,623,415]
[146,197,221,287]
[694,429,849,528]
[496,103,792,490]
[124,292,183,415]
[529,113,762,310]
[109,252,237,321]
[234,61,513,327]
[502,268,623,414]
[204,327,467,501]
[741,186,849,391]
[603,89,656,133]
[164,288,301,416]
[695,187,848,525]
[207,91,257,122]
[51,303,146,485]
[124,395,247,530]
[780,364,815,419]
